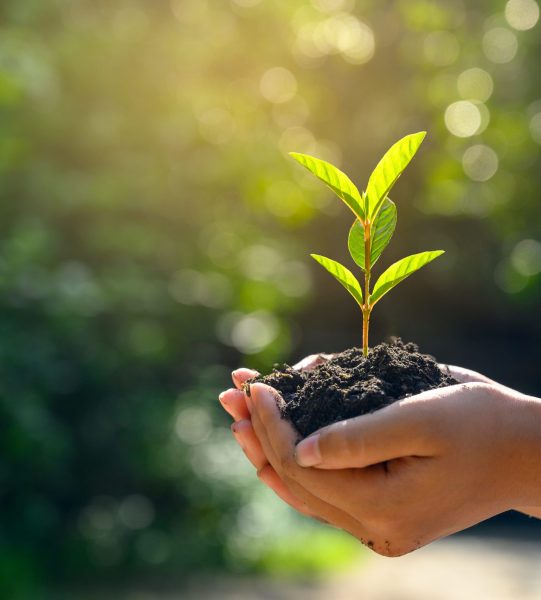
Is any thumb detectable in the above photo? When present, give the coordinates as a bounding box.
[294,386,457,469]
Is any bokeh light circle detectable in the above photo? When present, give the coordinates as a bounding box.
[260,67,298,104]
[505,0,540,31]
[483,27,518,63]
[457,68,494,102]
[336,17,375,64]
[444,101,482,137]
[462,145,499,182]
[511,239,541,276]
[529,112,541,143]
[230,311,279,354]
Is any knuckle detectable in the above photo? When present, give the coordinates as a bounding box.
[344,429,363,460]
[324,423,364,465]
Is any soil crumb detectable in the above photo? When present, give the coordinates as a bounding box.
[249,338,458,438]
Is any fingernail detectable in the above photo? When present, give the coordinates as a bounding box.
[218,391,229,405]
[232,369,242,384]
[295,434,321,467]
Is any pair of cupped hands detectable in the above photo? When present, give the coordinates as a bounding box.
[219,355,541,557]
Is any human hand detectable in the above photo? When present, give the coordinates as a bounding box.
[220,361,541,554]
[253,378,541,555]
[219,359,497,521]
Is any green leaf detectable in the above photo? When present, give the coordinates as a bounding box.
[348,198,397,271]
[348,220,366,270]
[365,132,426,221]
[370,250,444,306]
[290,153,365,221]
[310,254,363,307]
[370,199,397,265]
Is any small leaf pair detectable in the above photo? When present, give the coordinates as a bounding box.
[290,132,444,356]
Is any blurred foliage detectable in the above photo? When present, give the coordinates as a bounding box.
[0,0,540,597]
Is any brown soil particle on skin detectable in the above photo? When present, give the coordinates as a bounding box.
[250,338,458,438]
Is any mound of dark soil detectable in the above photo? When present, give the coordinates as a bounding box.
[248,339,458,438]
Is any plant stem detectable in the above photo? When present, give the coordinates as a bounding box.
[363,218,372,356]
[362,309,370,357]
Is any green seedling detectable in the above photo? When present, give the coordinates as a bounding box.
[290,132,443,357]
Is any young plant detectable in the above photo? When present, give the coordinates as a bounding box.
[290,132,444,357]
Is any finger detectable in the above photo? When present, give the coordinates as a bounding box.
[292,353,334,372]
[231,419,322,520]
[231,419,268,470]
[219,389,251,421]
[249,383,372,534]
[295,385,467,469]
[440,364,496,385]
[232,368,259,390]
[251,402,367,540]
[231,414,326,522]
[248,384,300,460]
[257,464,319,519]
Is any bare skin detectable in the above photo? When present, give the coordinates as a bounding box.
[219,358,541,556]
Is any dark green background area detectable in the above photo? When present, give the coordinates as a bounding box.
[0,0,540,597]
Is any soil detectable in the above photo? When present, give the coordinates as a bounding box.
[248,338,459,438]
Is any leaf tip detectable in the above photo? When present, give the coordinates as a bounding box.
[289,151,304,163]
[415,131,428,143]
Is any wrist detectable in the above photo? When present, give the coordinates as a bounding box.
[501,390,541,510]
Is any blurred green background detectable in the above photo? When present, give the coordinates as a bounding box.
[1,0,540,597]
